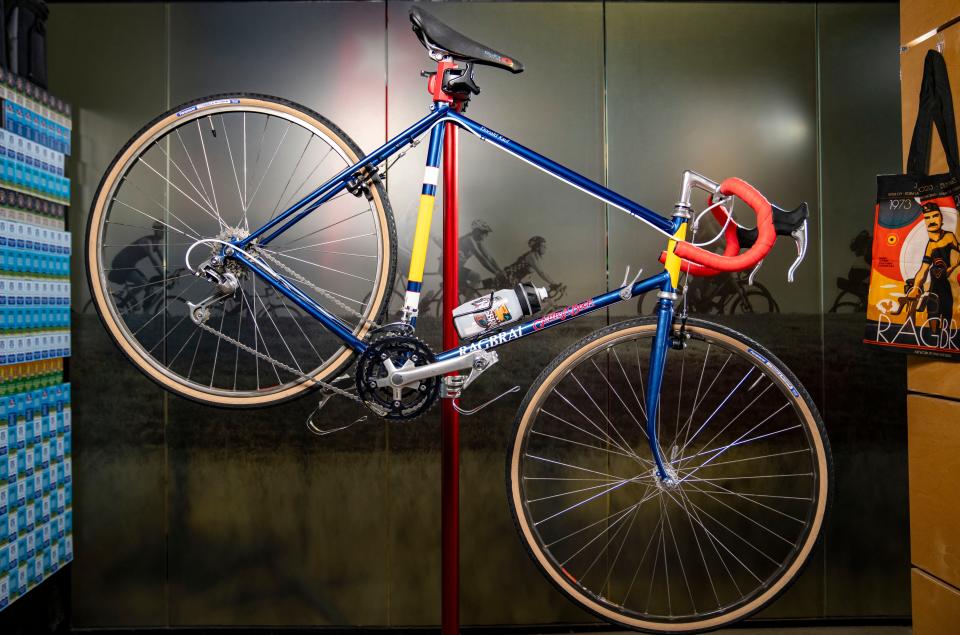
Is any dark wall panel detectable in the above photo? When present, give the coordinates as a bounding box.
[606,2,820,317]
[385,2,605,625]
[48,3,170,628]
[48,5,167,626]
[606,2,825,619]
[163,2,390,626]
[817,2,909,617]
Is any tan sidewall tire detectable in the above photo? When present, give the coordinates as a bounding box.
[508,319,830,632]
[87,95,394,407]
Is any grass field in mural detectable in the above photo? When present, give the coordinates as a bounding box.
[69,310,907,622]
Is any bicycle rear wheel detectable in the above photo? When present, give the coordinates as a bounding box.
[508,317,830,632]
[86,94,396,407]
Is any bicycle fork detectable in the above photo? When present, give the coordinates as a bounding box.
[644,215,688,483]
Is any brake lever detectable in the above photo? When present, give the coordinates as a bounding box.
[748,260,763,287]
[787,220,808,283]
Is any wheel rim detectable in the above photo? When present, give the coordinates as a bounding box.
[88,98,391,404]
[511,322,828,631]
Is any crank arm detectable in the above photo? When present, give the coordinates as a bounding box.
[376,350,494,389]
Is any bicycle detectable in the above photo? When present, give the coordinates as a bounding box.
[85,8,830,633]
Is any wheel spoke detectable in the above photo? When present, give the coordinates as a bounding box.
[219,113,248,220]
[247,120,290,212]
[196,118,224,225]
[279,209,374,250]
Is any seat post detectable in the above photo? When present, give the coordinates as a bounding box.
[440,109,461,635]
[426,58,458,105]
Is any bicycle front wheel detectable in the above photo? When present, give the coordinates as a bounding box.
[86,94,396,407]
[508,317,830,632]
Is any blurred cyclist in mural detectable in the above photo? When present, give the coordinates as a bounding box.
[828,229,872,313]
[106,221,165,309]
[490,235,563,297]
[906,201,960,333]
[459,219,504,290]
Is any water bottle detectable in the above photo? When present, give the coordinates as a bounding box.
[452,282,548,340]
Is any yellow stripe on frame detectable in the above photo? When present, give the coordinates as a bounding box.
[407,193,436,283]
[664,223,687,289]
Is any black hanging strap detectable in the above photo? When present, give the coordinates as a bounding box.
[907,49,960,176]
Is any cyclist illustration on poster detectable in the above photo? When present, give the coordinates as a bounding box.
[866,194,960,354]
[906,201,959,333]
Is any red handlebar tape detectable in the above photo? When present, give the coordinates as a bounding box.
[658,178,775,277]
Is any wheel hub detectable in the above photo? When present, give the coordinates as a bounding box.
[213,226,252,280]
[653,463,679,489]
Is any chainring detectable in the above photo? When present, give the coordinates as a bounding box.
[355,335,440,420]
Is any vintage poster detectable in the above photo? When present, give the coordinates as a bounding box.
[866,189,960,356]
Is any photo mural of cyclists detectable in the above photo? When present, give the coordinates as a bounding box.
[87,221,166,314]
[636,271,779,315]
[633,208,780,315]
[480,235,565,301]
[828,230,872,313]
[83,221,190,315]
[383,219,566,318]
[458,219,503,291]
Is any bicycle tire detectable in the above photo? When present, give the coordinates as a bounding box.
[86,93,397,407]
[507,317,831,632]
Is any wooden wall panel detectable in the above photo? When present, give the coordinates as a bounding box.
[900,17,960,399]
[901,0,959,48]
[913,568,960,634]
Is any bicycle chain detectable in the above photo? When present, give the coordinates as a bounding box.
[259,249,382,330]
[194,318,364,404]
[188,247,401,410]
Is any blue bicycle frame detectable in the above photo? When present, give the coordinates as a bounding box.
[228,103,687,479]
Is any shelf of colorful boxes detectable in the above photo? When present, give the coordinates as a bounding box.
[0,69,72,611]
[0,362,72,609]
[0,69,71,205]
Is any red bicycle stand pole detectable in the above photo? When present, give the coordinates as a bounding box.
[440,117,461,635]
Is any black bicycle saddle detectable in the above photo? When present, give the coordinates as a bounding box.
[410,7,524,74]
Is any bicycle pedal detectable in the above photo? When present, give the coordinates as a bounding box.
[306,414,368,437]
[451,385,521,416]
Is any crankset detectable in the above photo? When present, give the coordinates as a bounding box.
[355,335,441,420]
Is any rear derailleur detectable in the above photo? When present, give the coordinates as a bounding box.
[187,261,241,324]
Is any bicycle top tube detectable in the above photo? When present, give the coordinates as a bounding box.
[443,109,674,235]
[238,105,676,250]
